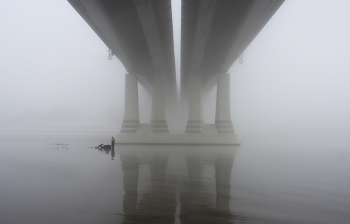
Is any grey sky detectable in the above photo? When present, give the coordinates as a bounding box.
[1,0,350,145]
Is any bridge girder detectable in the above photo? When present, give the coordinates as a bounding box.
[68,0,176,96]
[181,0,284,97]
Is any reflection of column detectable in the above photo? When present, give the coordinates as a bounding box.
[215,73,234,134]
[179,150,236,223]
[120,155,139,215]
[187,154,203,210]
[151,72,169,133]
[117,145,239,223]
[180,154,203,222]
[121,73,139,133]
[215,153,234,213]
[150,154,175,222]
[185,72,203,133]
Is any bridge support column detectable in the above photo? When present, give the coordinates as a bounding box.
[151,72,169,133]
[185,72,203,133]
[215,73,234,134]
[121,73,139,133]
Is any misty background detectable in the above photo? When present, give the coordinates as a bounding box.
[0,0,350,145]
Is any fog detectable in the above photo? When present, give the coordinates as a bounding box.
[0,0,126,125]
[1,0,350,146]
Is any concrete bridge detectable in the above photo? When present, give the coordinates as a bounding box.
[68,0,284,144]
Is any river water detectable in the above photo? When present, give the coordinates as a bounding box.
[0,138,349,224]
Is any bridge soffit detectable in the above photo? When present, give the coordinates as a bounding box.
[134,0,176,86]
[70,0,283,97]
[188,0,217,73]
[181,0,284,92]
[220,0,285,72]
[70,0,134,72]
[134,0,166,74]
[180,0,217,97]
[69,0,176,98]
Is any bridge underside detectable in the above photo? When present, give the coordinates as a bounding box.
[69,0,284,144]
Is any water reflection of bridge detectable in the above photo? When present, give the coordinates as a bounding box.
[115,145,243,223]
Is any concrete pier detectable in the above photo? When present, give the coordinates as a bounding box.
[215,73,235,134]
[120,73,139,134]
[185,72,203,134]
[151,72,169,133]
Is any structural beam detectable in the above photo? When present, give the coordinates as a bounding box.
[71,0,134,71]
[181,0,217,98]
[181,0,284,93]
[221,0,285,72]
[69,0,176,100]
[134,0,166,73]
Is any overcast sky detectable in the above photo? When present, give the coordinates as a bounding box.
[0,0,350,145]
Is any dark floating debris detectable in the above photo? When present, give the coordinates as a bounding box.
[89,143,115,159]
[91,144,112,149]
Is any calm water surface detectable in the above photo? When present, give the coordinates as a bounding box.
[0,138,349,224]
